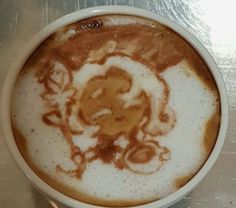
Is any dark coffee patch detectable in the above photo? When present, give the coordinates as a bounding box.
[80,19,103,31]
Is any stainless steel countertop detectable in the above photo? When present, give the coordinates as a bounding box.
[0,1,235,208]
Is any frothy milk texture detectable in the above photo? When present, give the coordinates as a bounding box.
[11,15,220,206]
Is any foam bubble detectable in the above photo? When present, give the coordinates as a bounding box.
[103,15,155,27]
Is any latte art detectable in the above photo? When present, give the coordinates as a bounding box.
[12,14,221,206]
[39,55,175,178]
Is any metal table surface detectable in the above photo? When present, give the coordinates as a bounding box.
[0,1,235,208]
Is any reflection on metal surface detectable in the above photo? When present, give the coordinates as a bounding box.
[0,0,236,208]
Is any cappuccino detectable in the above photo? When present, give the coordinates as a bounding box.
[11,14,220,206]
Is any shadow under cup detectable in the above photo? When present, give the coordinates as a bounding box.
[1,6,228,208]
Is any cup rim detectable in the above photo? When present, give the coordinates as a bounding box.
[0,5,229,208]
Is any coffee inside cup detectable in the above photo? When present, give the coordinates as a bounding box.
[11,14,221,207]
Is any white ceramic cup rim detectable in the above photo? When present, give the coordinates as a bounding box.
[0,5,229,208]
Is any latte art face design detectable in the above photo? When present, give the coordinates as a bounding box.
[12,15,221,206]
[39,55,175,178]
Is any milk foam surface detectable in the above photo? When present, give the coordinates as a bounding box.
[12,58,217,201]
[11,15,220,205]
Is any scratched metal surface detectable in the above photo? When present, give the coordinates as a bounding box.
[0,0,235,208]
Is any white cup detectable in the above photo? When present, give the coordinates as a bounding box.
[0,6,228,208]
